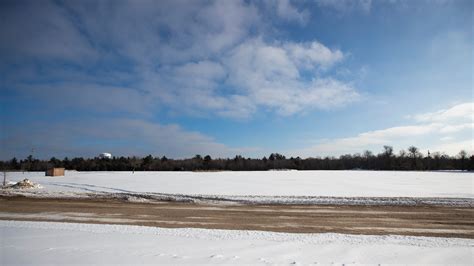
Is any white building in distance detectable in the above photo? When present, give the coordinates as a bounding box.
[99,153,112,159]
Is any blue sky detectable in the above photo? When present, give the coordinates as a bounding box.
[0,0,472,160]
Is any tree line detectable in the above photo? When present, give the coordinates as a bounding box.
[1,146,472,172]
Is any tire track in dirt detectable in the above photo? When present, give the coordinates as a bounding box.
[0,197,473,238]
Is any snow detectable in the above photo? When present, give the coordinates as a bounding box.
[1,172,472,264]
[2,179,41,189]
[1,220,472,265]
[2,170,473,202]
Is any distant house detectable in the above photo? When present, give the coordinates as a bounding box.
[46,168,65,176]
[99,153,112,159]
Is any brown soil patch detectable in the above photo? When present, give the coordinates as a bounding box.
[0,196,472,239]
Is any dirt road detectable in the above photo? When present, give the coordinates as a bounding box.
[0,197,473,238]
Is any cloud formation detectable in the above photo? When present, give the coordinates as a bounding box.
[1,0,361,158]
[290,102,473,157]
[316,0,372,14]
[413,102,474,123]
[1,0,359,120]
[1,118,259,160]
[3,0,468,160]
[264,0,310,25]
[222,38,356,116]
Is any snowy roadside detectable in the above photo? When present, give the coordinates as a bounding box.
[1,220,473,265]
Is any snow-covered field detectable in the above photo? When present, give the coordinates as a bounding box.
[1,220,472,265]
[3,170,473,201]
[5,170,474,197]
[2,172,473,264]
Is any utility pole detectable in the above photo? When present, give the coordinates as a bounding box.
[31,148,35,171]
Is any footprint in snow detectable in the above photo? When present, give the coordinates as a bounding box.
[210,254,224,259]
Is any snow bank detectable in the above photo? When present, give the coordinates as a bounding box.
[1,189,472,206]
[1,220,472,265]
[2,179,42,189]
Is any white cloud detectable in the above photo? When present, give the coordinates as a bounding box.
[174,61,226,80]
[223,38,356,116]
[290,103,474,157]
[171,61,227,89]
[316,0,372,14]
[291,124,439,157]
[264,0,310,25]
[414,102,474,123]
[3,0,359,120]
[430,140,473,156]
[284,41,344,69]
[0,118,259,160]
[357,124,438,140]
[0,1,97,62]
[440,136,454,142]
[16,83,153,115]
[8,0,259,65]
[114,36,354,119]
[439,123,474,134]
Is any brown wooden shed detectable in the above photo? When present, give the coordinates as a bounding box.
[46,168,65,176]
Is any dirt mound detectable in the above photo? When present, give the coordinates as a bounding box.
[9,179,41,189]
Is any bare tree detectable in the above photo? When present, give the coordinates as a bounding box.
[363,150,373,169]
[408,146,420,170]
[382,145,394,170]
[458,150,467,171]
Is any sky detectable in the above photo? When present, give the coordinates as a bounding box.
[0,0,472,160]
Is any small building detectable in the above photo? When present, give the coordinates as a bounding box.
[46,168,65,176]
[99,152,112,159]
